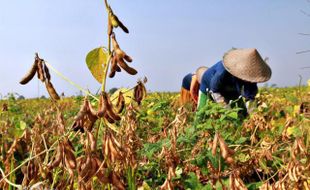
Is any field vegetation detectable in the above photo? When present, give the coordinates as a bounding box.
[0,86,309,189]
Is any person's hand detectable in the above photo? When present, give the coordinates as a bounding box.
[211,92,230,108]
[245,100,256,114]
[211,92,225,104]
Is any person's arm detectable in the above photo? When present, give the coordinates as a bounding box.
[210,92,225,103]
[243,82,258,101]
[190,75,199,103]
[209,69,226,104]
[243,82,258,113]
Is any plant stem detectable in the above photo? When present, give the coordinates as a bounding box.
[44,61,99,101]
[0,167,22,190]
[51,170,62,189]
[104,0,109,9]
[9,158,14,190]
[101,55,111,92]
[101,1,112,93]
[0,131,77,184]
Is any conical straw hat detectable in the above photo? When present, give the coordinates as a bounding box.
[223,48,272,83]
[196,66,208,84]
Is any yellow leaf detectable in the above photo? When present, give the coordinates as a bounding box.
[86,47,108,83]
[110,88,134,105]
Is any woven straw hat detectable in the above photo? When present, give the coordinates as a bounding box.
[196,66,208,84]
[223,48,272,83]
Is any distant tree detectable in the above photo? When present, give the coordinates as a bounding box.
[109,87,118,94]
[271,84,277,88]
[77,90,83,97]
[17,95,25,100]
[7,93,16,101]
[40,95,46,99]
[263,83,269,88]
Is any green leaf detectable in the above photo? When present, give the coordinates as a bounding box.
[236,153,250,162]
[287,126,302,137]
[227,111,238,119]
[247,182,263,190]
[141,181,152,190]
[184,172,203,190]
[235,137,247,144]
[86,47,108,83]
[19,120,27,130]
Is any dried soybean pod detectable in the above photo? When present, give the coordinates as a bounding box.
[123,54,133,62]
[225,156,234,164]
[109,56,117,78]
[77,156,85,174]
[107,138,119,162]
[103,133,111,157]
[79,155,92,180]
[97,93,107,117]
[135,82,146,105]
[43,62,51,81]
[110,133,122,149]
[212,132,218,156]
[105,93,121,121]
[109,70,116,78]
[104,113,115,123]
[48,143,63,170]
[64,146,76,169]
[133,84,140,104]
[218,135,234,159]
[108,7,129,34]
[111,33,137,75]
[20,58,38,85]
[37,59,45,82]
[115,64,121,72]
[45,81,60,100]
[65,156,76,171]
[75,97,89,119]
[112,15,129,34]
[134,83,143,105]
[229,174,235,190]
[111,172,126,190]
[86,99,98,119]
[111,33,120,49]
[64,138,75,152]
[115,91,125,113]
[87,131,97,152]
[112,34,132,61]
[118,59,137,75]
[96,167,109,183]
[83,158,97,182]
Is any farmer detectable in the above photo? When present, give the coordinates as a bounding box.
[179,67,208,106]
[197,48,272,115]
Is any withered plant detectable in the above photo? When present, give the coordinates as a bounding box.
[5,0,147,189]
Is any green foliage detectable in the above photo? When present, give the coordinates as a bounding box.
[0,87,309,189]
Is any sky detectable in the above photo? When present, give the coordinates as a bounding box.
[0,0,309,98]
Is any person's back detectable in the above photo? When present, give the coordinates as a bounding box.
[179,73,194,106]
[197,48,271,115]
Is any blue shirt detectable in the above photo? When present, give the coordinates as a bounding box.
[199,61,258,101]
[182,73,193,91]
